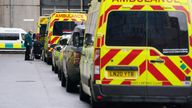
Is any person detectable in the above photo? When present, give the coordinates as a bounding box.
[24,31,33,60]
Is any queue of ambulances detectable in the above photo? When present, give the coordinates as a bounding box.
[0,28,26,51]
[80,0,192,107]
[42,12,87,64]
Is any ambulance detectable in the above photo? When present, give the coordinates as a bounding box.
[34,16,49,59]
[80,0,192,107]
[42,12,87,64]
[0,28,26,51]
[36,16,49,42]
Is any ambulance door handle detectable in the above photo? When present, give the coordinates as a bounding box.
[150,59,164,63]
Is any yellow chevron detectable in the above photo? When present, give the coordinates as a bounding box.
[152,62,183,86]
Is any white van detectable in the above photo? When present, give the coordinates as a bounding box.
[0,28,26,51]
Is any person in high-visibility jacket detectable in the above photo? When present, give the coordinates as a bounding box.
[24,31,32,60]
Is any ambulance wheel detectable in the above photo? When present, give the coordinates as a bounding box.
[52,64,55,71]
[47,58,52,65]
[58,70,62,81]
[54,66,58,74]
[61,72,66,87]
[35,55,40,59]
[79,83,90,102]
[66,76,77,93]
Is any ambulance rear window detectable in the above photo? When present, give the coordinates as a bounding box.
[53,21,76,36]
[106,11,189,55]
[0,33,19,40]
[40,24,47,36]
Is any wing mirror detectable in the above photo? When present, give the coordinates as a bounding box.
[73,32,80,47]
[60,38,68,46]
[85,33,93,46]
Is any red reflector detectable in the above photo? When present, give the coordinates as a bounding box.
[97,95,103,101]
[94,74,100,80]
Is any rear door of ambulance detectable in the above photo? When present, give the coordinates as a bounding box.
[146,4,192,97]
[98,3,148,96]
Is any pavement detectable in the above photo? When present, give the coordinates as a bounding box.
[0,54,89,108]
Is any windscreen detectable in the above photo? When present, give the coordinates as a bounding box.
[106,11,189,55]
[0,33,20,40]
[53,21,76,36]
[40,24,47,36]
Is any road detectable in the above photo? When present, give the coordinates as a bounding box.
[0,54,180,108]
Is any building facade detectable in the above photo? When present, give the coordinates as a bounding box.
[0,0,89,31]
[0,0,40,31]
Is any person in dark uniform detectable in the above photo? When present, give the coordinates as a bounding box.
[24,31,33,60]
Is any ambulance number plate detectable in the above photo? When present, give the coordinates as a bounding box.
[108,71,137,79]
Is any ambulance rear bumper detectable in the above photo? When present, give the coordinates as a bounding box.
[92,84,192,103]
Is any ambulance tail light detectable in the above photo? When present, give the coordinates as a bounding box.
[94,48,100,80]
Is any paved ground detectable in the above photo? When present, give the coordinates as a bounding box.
[0,54,89,108]
[0,54,181,108]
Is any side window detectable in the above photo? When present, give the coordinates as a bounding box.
[21,33,25,40]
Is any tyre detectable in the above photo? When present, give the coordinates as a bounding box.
[35,55,41,59]
[66,76,77,93]
[79,83,90,102]
[58,70,61,81]
[52,64,55,71]
[47,58,52,65]
[61,72,66,87]
[54,66,58,74]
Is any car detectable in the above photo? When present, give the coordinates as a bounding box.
[59,25,85,92]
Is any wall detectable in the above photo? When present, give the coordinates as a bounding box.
[0,0,40,32]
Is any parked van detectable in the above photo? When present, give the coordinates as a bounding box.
[80,0,192,108]
[0,28,26,51]
[42,12,87,64]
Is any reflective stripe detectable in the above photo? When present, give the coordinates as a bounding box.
[0,43,5,48]
[161,57,186,81]
[50,37,60,45]
[13,43,21,48]
[101,49,120,69]
[148,61,170,82]
[5,43,13,48]
[151,5,164,10]
[119,50,143,65]
[131,5,144,10]
[180,56,192,69]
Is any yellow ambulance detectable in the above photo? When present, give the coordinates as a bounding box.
[80,0,192,107]
[42,12,87,64]
[36,16,49,42]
